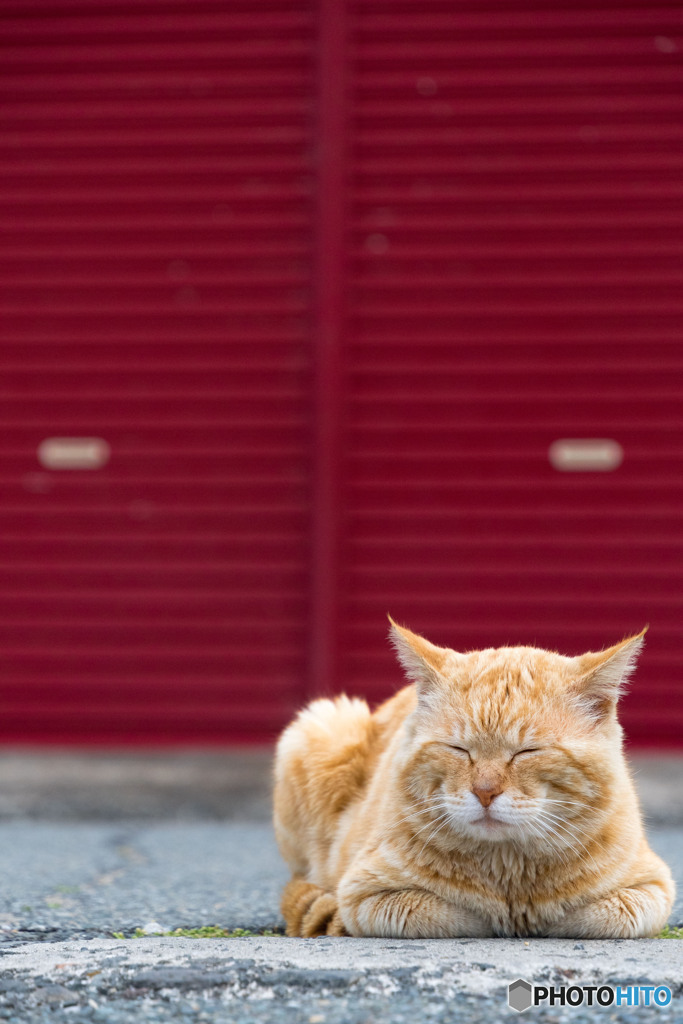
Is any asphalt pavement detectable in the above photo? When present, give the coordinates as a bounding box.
[0,749,680,1023]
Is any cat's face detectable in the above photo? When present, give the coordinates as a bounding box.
[390,621,645,850]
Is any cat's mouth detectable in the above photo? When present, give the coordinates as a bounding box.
[469,813,510,832]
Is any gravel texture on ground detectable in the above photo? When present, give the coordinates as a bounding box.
[1,936,682,1024]
[0,822,679,944]
[0,822,288,942]
[0,752,680,1023]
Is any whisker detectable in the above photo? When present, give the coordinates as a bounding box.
[536,809,596,835]
[375,803,452,852]
[542,798,593,815]
[531,820,578,868]
[372,804,436,844]
[412,807,451,840]
[518,819,571,866]
[415,810,455,860]
[535,809,601,845]
[533,812,602,873]
[543,798,590,809]
[410,809,451,843]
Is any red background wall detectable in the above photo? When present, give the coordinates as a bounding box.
[1,0,682,746]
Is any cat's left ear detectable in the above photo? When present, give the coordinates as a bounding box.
[570,628,647,722]
[387,616,452,698]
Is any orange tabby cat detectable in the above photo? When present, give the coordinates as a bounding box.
[273,619,674,938]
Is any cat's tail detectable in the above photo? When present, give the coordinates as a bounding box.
[273,694,375,876]
[281,877,348,937]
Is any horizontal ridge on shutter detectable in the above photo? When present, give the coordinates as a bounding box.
[340,0,683,747]
[0,0,315,743]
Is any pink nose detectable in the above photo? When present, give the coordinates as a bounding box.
[472,783,503,808]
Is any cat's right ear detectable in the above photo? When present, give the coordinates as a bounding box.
[569,628,647,722]
[387,616,450,697]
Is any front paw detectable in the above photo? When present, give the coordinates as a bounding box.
[325,909,349,936]
[300,892,349,936]
[281,879,349,937]
[547,883,671,939]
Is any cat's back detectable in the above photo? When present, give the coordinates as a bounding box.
[372,684,418,731]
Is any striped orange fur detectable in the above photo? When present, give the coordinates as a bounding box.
[274,620,674,938]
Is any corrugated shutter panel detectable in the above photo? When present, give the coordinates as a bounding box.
[341,1,683,745]
[0,1,314,742]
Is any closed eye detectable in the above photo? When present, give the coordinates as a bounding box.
[513,748,542,758]
[446,745,471,758]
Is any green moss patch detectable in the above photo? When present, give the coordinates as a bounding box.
[164,926,279,938]
[112,925,280,939]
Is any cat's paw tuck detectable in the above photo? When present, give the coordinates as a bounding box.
[273,621,675,939]
[280,878,348,937]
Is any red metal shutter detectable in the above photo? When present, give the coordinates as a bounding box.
[338,2,683,746]
[0,2,314,742]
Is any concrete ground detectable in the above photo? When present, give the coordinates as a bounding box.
[0,749,681,1023]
